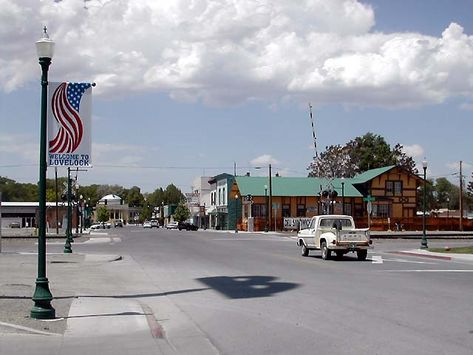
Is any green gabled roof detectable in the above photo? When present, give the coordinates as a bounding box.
[351,165,396,184]
[234,176,363,198]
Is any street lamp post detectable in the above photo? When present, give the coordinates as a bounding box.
[264,185,268,232]
[341,179,345,215]
[79,194,84,234]
[64,167,73,253]
[234,194,239,233]
[31,27,55,319]
[421,159,428,249]
[161,201,164,227]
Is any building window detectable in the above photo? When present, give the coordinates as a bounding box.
[386,180,403,196]
[343,203,352,216]
[354,204,363,217]
[282,204,291,217]
[211,192,216,205]
[252,204,267,217]
[296,204,306,217]
[373,204,391,218]
[223,187,226,205]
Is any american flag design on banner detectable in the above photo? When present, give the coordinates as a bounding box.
[49,82,91,153]
[47,82,93,167]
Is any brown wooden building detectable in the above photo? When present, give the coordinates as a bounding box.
[231,165,431,231]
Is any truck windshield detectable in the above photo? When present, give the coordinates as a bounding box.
[319,219,352,229]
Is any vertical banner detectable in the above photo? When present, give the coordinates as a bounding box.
[47,82,92,167]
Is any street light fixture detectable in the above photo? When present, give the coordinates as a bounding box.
[234,194,239,233]
[421,159,428,249]
[31,26,55,319]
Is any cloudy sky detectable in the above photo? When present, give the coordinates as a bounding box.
[1,0,472,193]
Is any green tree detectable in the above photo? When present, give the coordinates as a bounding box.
[147,187,165,207]
[164,184,185,204]
[77,184,101,206]
[140,203,153,222]
[308,144,353,178]
[308,132,418,178]
[347,133,396,173]
[125,186,144,207]
[173,203,190,222]
[417,179,436,212]
[0,176,38,201]
[466,173,473,212]
[96,206,109,222]
[434,177,459,210]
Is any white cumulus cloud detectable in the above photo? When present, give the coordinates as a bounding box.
[0,0,472,108]
[401,144,424,158]
[250,154,280,167]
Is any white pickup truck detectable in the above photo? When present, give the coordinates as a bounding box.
[297,215,372,260]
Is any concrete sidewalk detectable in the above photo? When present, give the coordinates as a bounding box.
[395,248,473,262]
[0,251,218,355]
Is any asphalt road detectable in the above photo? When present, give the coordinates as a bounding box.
[5,228,473,354]
[77,227,473,355]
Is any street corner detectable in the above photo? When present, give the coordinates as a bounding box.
[396,250,452,260]
[394,249,473,262]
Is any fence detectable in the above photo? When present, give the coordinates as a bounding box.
[354,217,473,231]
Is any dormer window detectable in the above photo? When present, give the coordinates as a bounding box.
[386,180,403,196]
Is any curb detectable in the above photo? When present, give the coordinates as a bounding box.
[392,249,473,262]
[392,251,452,260]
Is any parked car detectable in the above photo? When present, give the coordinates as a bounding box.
[150,220,159,228]
[143,221,152,228]
[165,222,178,229]
[178,222,198,231]
[9,222,21,228]
[114,219,123,227]
[90,222,105,230]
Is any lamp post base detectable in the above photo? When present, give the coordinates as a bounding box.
[64,239,72,253]
[420,239,428,249]
[31,277,55,319]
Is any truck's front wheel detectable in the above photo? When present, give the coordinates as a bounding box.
[301,244,309,257]
[321,241,331,260]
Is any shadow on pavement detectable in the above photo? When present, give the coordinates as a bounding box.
[0,287,210,301]
[196,275,299,299]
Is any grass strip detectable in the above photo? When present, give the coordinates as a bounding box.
[429,246,473,254]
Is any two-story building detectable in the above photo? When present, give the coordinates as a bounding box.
[207,173,239,230]
[227,165,425,231]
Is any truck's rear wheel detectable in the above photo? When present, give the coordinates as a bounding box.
[321,241,331,260]
[357,249,367,261]
[301,244,309,257]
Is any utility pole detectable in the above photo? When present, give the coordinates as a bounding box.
[308,103,319,177]
[459,161,464,231]
[268,164,272,231]
[0,192,3,253]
